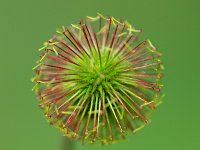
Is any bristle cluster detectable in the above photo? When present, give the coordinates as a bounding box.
[32,13,163,145]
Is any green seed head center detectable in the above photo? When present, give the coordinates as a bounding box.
[76,47,123,94]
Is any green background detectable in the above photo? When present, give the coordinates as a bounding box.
[0,0,199,150]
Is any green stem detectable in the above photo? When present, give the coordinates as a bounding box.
[62,137,74,150]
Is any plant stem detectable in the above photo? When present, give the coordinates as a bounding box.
[61,137,74,150]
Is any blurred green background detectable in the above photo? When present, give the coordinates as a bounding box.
[0,0,199,150]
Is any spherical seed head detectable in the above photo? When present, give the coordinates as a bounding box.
[32,13,164,145]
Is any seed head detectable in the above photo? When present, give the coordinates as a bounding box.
[32,13,164,145]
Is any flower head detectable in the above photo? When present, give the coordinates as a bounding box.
[32,13,163,145]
